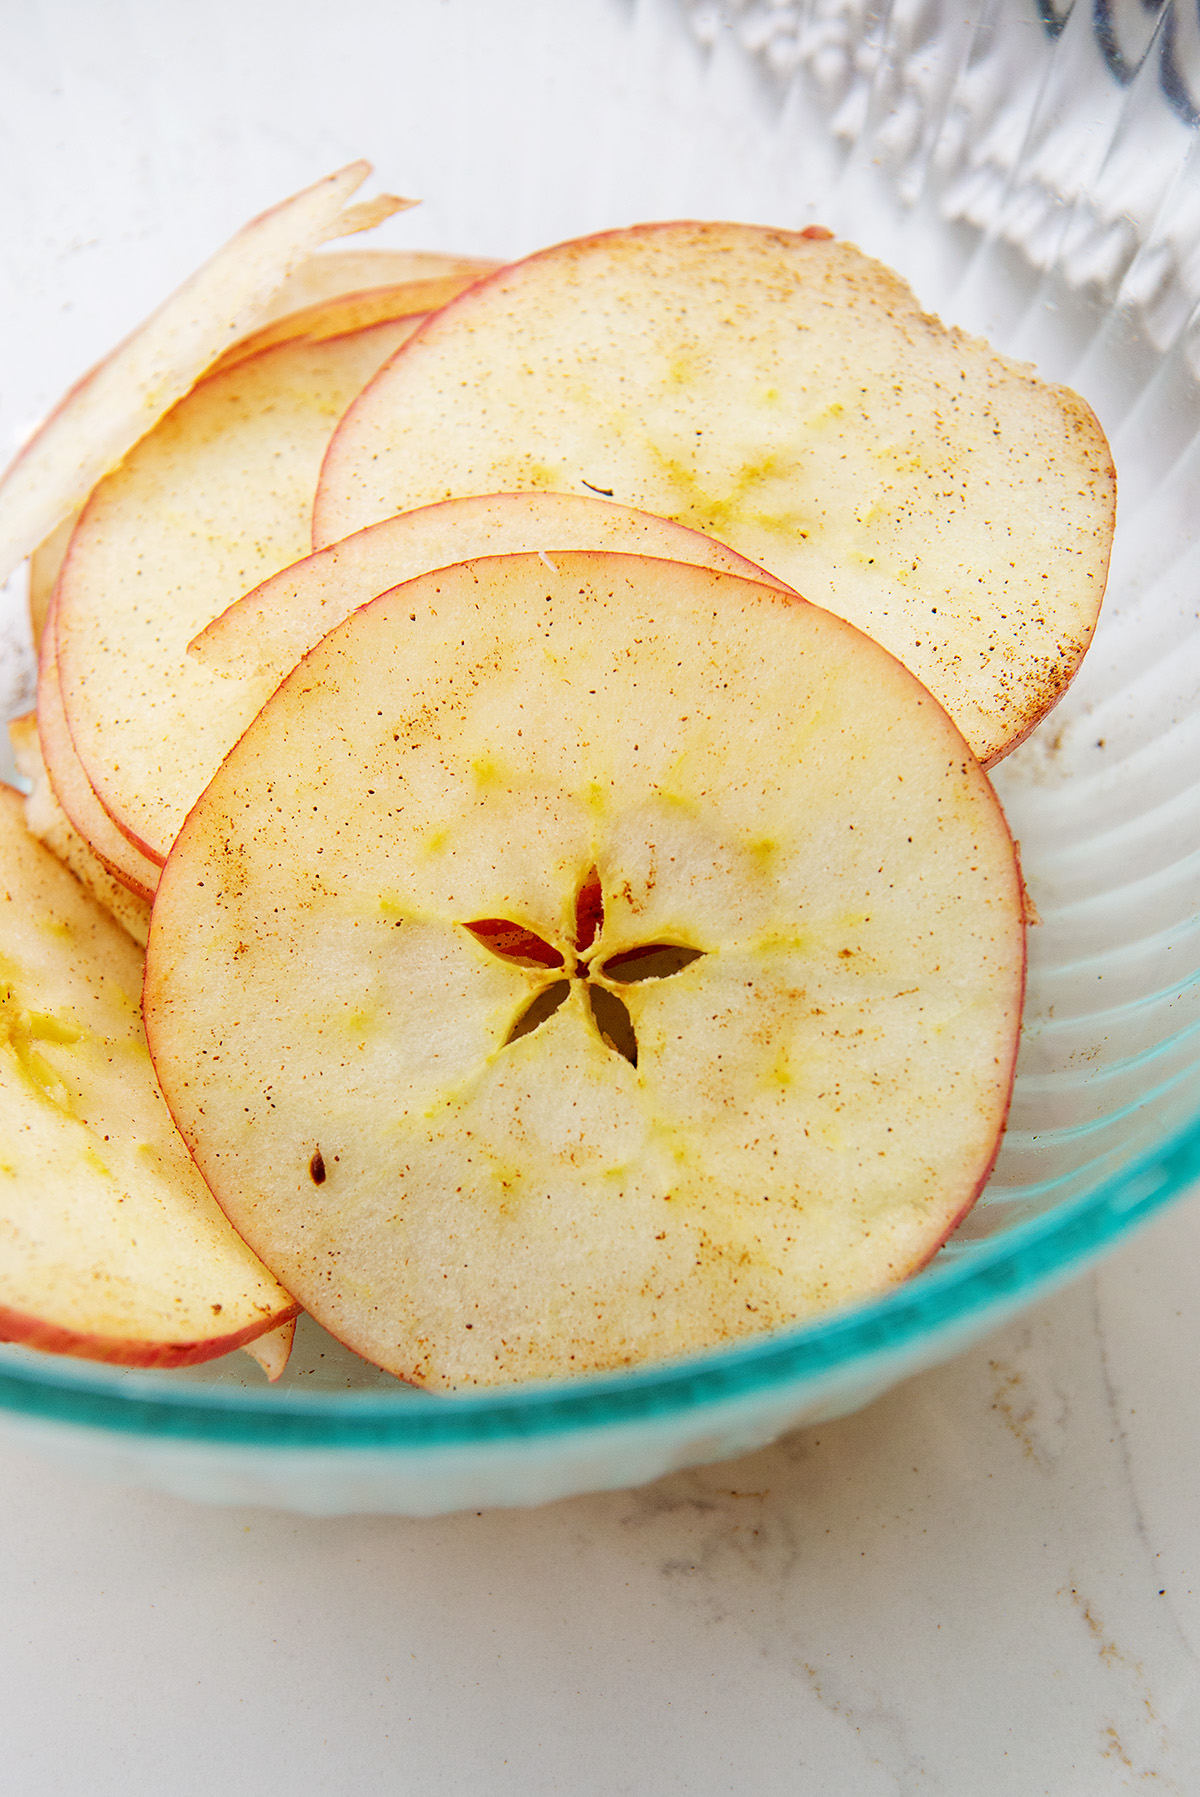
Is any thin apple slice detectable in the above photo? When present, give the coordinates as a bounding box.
[145,551,1025,1389]
[241,1317,297,1382]
[0,161,412,584]
[315,222,1115,766]
[36,603,161,896]
[55,313,423,867]
[8,713,151,946]
[188,488,795,735]
[27,510,78,652]
[0,785,297,1367]
[262,248,499,318]
[212,272,491,373]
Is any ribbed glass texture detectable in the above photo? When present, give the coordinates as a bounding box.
[1,0,1198,1512]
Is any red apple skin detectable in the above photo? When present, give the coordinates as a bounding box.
[905,892,1027,1277]
[36,592,161,895]
[0,1297,300,1371]
[190,488,797,680]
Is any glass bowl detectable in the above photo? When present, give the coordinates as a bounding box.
[2,0,1199,1514]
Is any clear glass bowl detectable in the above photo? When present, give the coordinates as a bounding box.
[2,0,1199,1513]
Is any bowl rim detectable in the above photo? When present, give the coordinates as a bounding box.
[2,1111,1197,1449]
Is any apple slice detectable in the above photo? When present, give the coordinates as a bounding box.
[145,551,1025,1389]
[315,222,1115,766]
[8,713,151,946]
[55,312,424,867]
[36,603,161,897]
[263,248,500,318]
[241,1317,297,1382]
[211,273,491,374]
[0,161,412,584]
[0,784,297,1367]
[27,510,77,652]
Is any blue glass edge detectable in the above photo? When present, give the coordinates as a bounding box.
[1,1112,1197,1450]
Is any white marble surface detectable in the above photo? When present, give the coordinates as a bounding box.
[3,1186,1198,1796]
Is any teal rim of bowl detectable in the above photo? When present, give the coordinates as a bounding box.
[1,1112,1197,1448]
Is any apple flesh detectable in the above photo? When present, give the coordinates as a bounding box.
[315,221,1115,766]
[54,312,424,866]
[145,551,1025,1388]
[0,785,296,1367]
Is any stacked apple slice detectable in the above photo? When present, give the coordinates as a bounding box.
[1,172,1118,1386]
